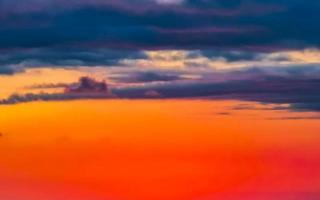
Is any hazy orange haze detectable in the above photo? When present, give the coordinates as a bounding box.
[0,100,319,200]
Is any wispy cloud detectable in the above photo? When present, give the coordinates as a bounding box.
[2,66,320,112]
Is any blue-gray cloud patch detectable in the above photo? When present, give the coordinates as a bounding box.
[0,65,24,75]
[0,48,147,67]
[110,71,183,83]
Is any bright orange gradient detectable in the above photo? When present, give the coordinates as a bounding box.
[0,100,319,200]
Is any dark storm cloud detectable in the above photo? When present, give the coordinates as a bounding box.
[0,0,319,51]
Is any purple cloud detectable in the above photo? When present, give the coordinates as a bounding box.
[2,66,320,112]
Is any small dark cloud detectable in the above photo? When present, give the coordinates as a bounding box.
[231,103,289,111]
[66,76,110,94]
[0,92,113,105]
[289,103,320,112]
[267,116,320,120]
[26,83,70,89]
[216,112,232,116]
[197,50,264,62]
[111,71,182,83]
[0,77,113,104]
[144,90,161,98]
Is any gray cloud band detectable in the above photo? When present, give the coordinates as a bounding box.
[2,66,320,112]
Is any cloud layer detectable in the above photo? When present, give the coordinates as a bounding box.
[2,66,320,112]
[1,0,320,113]
[1,0,320,73]
[0,0,319,63]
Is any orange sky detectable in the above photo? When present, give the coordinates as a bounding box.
[1,1,320,199]
[0,99,319,200]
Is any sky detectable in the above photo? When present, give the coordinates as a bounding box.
[1,1,320,200]
[1,0,320,111]
[1,100,320,200]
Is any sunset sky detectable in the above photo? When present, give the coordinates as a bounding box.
[1,1,320,200]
